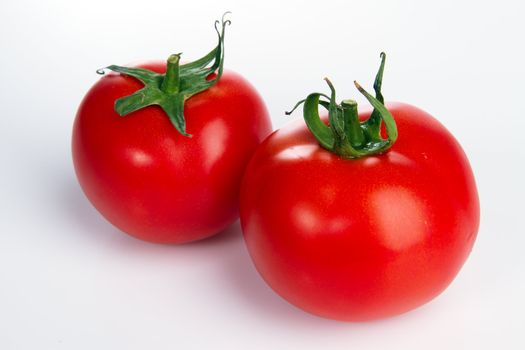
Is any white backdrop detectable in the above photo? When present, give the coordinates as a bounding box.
[1,0,524,349]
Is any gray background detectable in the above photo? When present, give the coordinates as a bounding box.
[1,0,524,349]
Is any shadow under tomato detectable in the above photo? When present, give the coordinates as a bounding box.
[59,169,434,330]
[59,172,123,239]
[219,233,344,328]
[61,170,240,249]
[217,222,442,329]
[61,173,335,325]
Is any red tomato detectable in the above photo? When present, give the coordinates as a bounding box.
[73,63,271,243]
[240,102,479,321]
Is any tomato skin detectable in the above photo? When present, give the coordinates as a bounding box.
[240,103,479,321]
[73,62,272,244]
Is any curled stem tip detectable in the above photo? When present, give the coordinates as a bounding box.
[323,77,335,90]
[97,15,230,136]
[285,98,306,116]
[222,11,232,23]
[215,12,232,32]
[286,52,397,159]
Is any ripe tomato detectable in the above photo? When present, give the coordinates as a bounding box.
[239,56,479,321]
[73,65,271,244]
[72,18,271,244]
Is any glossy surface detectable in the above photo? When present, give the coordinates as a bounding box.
[73,62,272,243]
[240,103,479,321]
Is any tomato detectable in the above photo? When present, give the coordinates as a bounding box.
[239,55,479,321]
[72,18,272,244]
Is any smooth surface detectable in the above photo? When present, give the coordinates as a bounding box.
[73,64,271,243]
[240,103,479,321]
[0,0,524,349]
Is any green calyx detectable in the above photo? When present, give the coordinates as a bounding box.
[286,52,398,159]
[96,13,231,136]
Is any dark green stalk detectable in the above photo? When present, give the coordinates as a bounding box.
[286,52,398,159]
[96,14,231,136]
[161,54,181,94]
[341,99,364,148]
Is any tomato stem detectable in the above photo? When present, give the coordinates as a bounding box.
[161,53,181,94]
[341,99,365,148]
[94,13,231,136]
[286,53,398,159]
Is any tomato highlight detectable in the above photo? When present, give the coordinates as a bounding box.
[240,53,479,321]
[73,15,272,243]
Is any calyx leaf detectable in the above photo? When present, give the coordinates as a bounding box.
[286,52,398,159]
[96,13,231,136]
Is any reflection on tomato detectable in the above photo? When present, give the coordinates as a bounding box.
[73,63,271,243]
[240,102,479,321]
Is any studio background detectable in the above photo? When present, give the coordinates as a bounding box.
[1,0,523,349]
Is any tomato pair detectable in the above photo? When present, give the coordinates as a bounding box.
[72,15,479,321]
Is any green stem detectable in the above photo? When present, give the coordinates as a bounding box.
[161,53,181,94]
[341,99,365,148]
[95,14,231,136]
[286,52,398,159]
